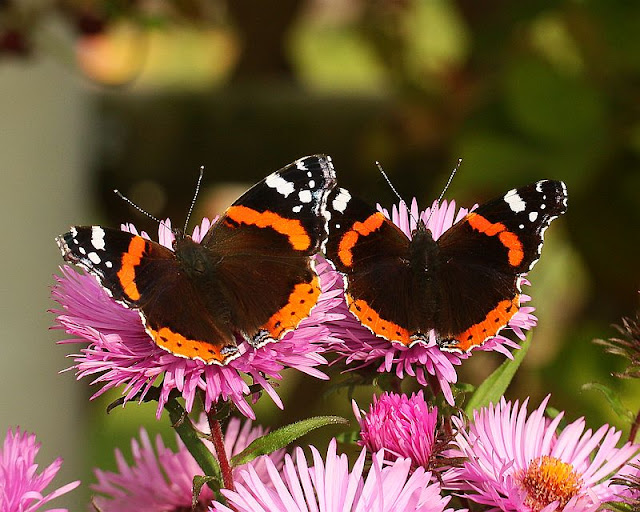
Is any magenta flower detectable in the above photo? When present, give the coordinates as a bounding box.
[0,427,80,512]
[211,439,457,512]
[93,416,285,511]
[327,199,536,404]
[446,396,640,511]
[353,391,439,472]
[52,218,344,419]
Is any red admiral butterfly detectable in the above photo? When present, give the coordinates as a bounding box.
[325,180,568,352]
[57,155,337,364]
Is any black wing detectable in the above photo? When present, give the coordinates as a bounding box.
[201,154,337,343]
[434,180,568,351]
[57,226,240,364]
[324,187,418,345]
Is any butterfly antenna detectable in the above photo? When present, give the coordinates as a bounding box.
[183,166,204,234]
[113,188,166,228]
[426,158,462,224]
[376,161,419,225]
[376,161,403,203]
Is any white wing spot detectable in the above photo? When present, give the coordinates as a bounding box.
[88,252,101,264]
[79,247,86,255]
[335,223,341,229]
[266,172,295,197]
[540,204,546,209]
[105,261,113,268]
[298,190,313,203]
[504,190,526,213]
[307,171,313,178]
[91,226,106,250]
[308,180,315,188]
[332,188,351,213]
[292,205,303,213]
[529,211,539,222]
[519,224,525,229]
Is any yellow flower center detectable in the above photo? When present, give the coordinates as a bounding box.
[518,456,582,511]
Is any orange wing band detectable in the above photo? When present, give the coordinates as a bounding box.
[117,236,146,301]
[451,295,520,352]
[467,213,524,267]
[147,325,235,364]
[338,213,385,267]
[347,295,411,345]
[227,205,311,251]
[262,276,321,339]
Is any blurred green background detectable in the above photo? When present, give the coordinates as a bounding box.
[1,0,639,508]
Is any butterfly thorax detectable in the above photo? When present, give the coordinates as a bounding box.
[408,222,439,274]
[174,235,219,278]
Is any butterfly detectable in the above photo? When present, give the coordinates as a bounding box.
[324,180,568,352]
[57,155,337,364]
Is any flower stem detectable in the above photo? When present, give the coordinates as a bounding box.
[164,397,222,480]
[207,404,235,491]
[629,408,640,444]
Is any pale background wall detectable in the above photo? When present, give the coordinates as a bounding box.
[1,56,90,508]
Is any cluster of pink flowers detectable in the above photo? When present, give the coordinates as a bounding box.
[92,416,286,511]
[354,392,640,511]
[213,439,455,512]
[9,193,634,510]
[52,201,534,417]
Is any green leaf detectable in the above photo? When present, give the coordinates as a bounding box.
[192,475,221,507]
[599,501,634,512]
[464,333,532,416]
[230,416,348,467]
[193,475,221,508]
[335,430,360,445]
[545,406,561,419]
[581,382,635,423]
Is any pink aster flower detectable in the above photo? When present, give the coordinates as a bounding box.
[211,438,457,512]
[446,396,640,511]
[52,218,344,419]
[0,427,80,512]
[353,391,440,473]
[327,198,537,405]
[93,416,285,511]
